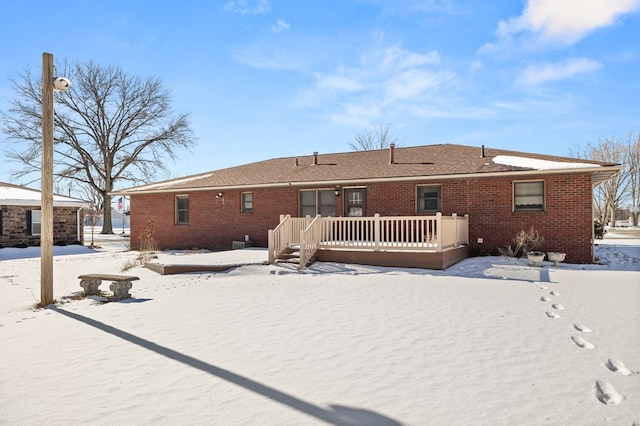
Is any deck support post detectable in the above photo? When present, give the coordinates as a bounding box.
[453,213,458,248]
[436,212,443,251]
[268,229,274,264]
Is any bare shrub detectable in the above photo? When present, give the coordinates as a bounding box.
[121,257,139,272]
[512,226,544,257]
[120,220,159,271]
[139,219,159,256]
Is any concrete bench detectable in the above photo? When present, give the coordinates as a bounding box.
[78,274,139,301]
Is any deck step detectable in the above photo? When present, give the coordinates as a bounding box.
[277,258,300,264]
[275,245,316,268]
[278,252,300,260]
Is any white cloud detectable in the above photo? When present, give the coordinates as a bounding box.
[379,46,441,70]
[516,57,601,85]
[301,45,455,127]
[384,69,454,101]
[315,74,364,92]
[223,0,271,15]
[469,60,484,72]
[237,37,458,128]
[499,0,640,44]
[302,45,446,101]
[363,0,459,15]
[271,19,290,34]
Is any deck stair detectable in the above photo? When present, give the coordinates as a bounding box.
[275,245,316,267]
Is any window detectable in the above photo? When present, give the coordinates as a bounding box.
[345,188,366,217]
[417,185,442,213]
[241,192,253,213]
[29,210,42,235]
[176,195,189,225]
[514,181,545,212]
[299,189,336,217]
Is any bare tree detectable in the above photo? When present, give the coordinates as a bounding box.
[349,122,400,151]
[624,132,640,225]
[569,134,634,226]
[1,60,195,233]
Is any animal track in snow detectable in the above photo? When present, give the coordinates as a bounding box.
[595,381,623,405]
[571,336,595,349]
[551,303,564,310]
[606,359,636,376]
[540,296,550,302]
[546,311,560,319]
[549,291,560,296]
[573,323,592,333]
[537,285,548,290]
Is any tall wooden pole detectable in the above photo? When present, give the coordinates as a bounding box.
[41,52,54,306]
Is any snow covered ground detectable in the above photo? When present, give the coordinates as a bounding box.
[0,229,638,425]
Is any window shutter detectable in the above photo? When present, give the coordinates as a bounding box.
[26,210,32,235]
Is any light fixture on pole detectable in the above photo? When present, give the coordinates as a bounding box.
[40,52,70,306]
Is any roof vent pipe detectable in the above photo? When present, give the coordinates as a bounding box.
[480,145,485,158]
[389,143,395,165]
[313,151,318,165]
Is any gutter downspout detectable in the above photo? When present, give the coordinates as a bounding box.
[77,207,84,244]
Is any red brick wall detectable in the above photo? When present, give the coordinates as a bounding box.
[130,172,594,263]
[130,188,300,251]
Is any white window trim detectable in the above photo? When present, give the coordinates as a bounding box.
[416,184,442,214]
[31,209,42,235]
[513,180,545,212]
[175,195,190,225]
[299,189,336,217]
[241,192,253,213]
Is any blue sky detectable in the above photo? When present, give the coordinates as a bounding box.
[1,0,639,187]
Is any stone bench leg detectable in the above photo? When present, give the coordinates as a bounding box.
[80,279,102,296]
[110,281,133,301]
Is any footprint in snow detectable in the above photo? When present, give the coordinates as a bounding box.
[571,336,595,349]
[540,296,550,302]
[550,291,560,296]
[595,381,623,405]
[574,323,592,333]
[546,311,560,319]
[606,359,637,376]
[551,303,564,310]
[537,285,548,290]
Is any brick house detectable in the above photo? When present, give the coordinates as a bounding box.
[116,144,621,265]
[0,182,89,247]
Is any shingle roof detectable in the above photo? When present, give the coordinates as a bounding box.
[117,144,621,194]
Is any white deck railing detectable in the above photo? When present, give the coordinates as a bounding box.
[299,215,323,267]
[269,213,469,268]
[268,215,313,263]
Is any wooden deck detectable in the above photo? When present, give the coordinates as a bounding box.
[315,245,470,270]
[269,213,470,270]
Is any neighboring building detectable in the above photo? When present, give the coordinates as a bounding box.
[84,208,131,231]
[115,144,621,264]
[0,182,90,247]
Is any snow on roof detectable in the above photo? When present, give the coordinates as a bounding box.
[0,184,90,207]
[131,174,213,191]
[492,155,601,170]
